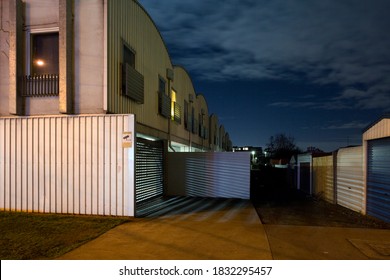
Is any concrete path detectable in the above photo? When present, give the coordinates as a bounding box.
[58,197,273,260]
[264,224,390,260]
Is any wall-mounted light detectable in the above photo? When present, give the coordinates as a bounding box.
[35,59,45,66]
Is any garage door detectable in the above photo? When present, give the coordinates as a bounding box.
[135,138,164,204]
[367,137,390,223]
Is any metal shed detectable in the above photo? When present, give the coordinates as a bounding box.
[363,116,390,223]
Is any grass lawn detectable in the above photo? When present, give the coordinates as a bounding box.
[0,211,130,260]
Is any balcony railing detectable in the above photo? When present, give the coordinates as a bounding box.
[22,74,59,97]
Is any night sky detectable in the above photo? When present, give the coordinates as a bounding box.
[138,0,390,152]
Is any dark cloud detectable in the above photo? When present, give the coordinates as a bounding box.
[139,0,390,110]
[322,121,370,130]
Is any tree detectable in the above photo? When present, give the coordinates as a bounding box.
[265,133,301,159]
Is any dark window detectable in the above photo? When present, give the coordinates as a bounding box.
[123,44,135,68]
[158,76,166,95]
[31,32,59,75]
[121,44,144,103]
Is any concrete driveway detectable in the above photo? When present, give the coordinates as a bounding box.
[58,196,390,260]
[58,197,273,260]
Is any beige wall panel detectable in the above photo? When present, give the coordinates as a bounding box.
[107,0,172,134]
[0,0,10,115]
[24,0,58,28]
[74,0,104,114]
[25,96,58,115]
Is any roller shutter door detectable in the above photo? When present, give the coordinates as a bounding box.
[367,137,390,223]
[135,138,164,203]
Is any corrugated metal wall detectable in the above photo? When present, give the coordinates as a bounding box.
[166,152,250,199]
[313,155,334,203]
[0,114,135,216]
[107,0,171,132]
[336,146,364,213]
[171,66,197,145]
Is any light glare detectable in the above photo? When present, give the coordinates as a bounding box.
[36,59,45,66]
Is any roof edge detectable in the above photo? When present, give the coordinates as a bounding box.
[363,113,390,133]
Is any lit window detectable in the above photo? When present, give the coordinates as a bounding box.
[31,32,59,75]
[171,89,176,118]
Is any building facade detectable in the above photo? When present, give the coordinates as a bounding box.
[0,0,231,152]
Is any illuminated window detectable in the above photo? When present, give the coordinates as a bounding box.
[171,89,176,119]
[171,89,182,124]
[31,32,59,75]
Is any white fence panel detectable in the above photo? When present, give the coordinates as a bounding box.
[0,114,135,216]
[336,146,364,213]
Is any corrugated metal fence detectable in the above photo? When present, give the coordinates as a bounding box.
[304,146,365,214]
[0,114,135,216]
[336,146,364,213]
[166,152,250,199]
[313,154,335,203]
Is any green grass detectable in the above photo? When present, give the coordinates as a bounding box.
[0,211,130,260]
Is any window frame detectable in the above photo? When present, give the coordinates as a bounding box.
[158,76,166,95]
[122,42,136,69]
[26,27,59,76]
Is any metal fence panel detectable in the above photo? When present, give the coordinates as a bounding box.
[336,146,364,213]
[166,152,250,199]
[313,155,334,203]
[0,114,135,216]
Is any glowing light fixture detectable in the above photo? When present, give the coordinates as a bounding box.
[35,59,45,66]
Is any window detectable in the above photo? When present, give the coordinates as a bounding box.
[171,89,176,119]
[123,44,135,68]
[31,32,59,75]
[171,89,181,123]
[122,44,144,103]
[158,76,166,95]
[22,31,59,97]
[158,76,170,118]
